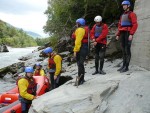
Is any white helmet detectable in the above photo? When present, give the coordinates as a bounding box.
[94,15,102,22]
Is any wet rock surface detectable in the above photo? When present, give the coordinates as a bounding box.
[0,44,9,52]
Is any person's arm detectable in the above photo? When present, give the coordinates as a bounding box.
[40,69,45,76]
[73,28,85,52]
[116,17,122,36]
[129,12,138,35]
[54,55,62,76]
[18,79,35,100]
[96,24,109,43]
[90,24,96,40]
[33,71,36,76]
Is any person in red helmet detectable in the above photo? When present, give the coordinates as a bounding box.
[90,15,109,75]
[116,1,138,73]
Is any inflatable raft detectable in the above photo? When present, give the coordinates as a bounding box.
[0,76,50,113]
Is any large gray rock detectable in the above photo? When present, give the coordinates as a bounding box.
[105,73,150,113]
[106,36,121,57]
[131,0,150,70]
[29,72,150,113]
[0,62,24,78]
[0,44,9,52]
[29,59,150,113]
[29,76,120,113]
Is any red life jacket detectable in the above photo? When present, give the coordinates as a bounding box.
[17,76,37,95]
[34,70,40,76]
[72,26,89,43]
[48,58,56,69]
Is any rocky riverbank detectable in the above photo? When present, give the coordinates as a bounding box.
[0,41,150,113]
[29,59,150,113]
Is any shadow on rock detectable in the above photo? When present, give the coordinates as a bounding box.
[59,76,73,86]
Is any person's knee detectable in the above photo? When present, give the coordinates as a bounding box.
[78,59,84,66]
[95,54,99,60]
[21,103,26,111]
[99,53,105,60]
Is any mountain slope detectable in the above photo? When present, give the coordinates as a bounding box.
[25,31,41,38]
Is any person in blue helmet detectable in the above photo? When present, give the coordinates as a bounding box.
[17,67,37,113]
[73,18,89,86]
[33,63,45,76]
[116,0,138,73]
[43,47,62,90]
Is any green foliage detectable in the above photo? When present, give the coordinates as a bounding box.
[35,35,58,48]
[0,20,37,47]
[49,35,58,48]
[44,0,136,38]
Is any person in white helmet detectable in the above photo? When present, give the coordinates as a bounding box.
[90,15,109,75]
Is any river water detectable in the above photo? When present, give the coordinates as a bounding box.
[0,47,37,93]
[0,47,37,69]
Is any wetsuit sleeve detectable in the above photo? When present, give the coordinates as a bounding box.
[129,12,138,35]
[73,28,85,52]
[18,79,34,100]
[54,55,62,76]
[96,24,109,43]
[116,18,121,36]
[90,24,96,39]
[40,69,45,76]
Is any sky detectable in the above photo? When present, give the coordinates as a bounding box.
[0,0,48,37]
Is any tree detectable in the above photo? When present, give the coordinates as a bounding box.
[44,0,136,39]
[0,20,37,47]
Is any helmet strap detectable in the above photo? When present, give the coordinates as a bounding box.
[25,74,30,79]
[76,23,81,28]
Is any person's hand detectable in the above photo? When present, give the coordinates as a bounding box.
[54,75,57,80]
[128,35,133,41]
[47,73,50,76]
[74,52,76,58]
[92,39,96,42]
[93,41,97,46]
[33,96,39,99]
[116,36,119,40]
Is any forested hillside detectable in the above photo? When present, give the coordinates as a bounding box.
[0,20,37,47]
[1,0,136,47]
[44,0,135,37]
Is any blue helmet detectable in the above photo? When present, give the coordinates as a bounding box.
[122,1,130,6]
[35,63,41,66]
[25,67,34,73]
[76,18,85,26]
[43,47,53,54]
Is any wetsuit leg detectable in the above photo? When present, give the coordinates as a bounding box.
[95,44,100,72]
[21,102,31,113]
[120,31,127,68]
[76,44,88,84]
[99,44,106,71]
[50,72,55,90]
